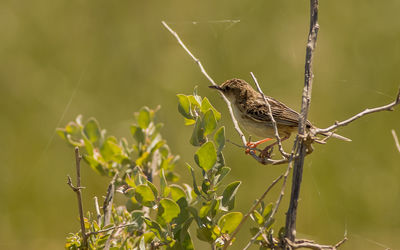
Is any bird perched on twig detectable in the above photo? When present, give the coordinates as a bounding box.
[209,78,351,158]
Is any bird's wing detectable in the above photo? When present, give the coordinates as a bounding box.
[243,96,311,127]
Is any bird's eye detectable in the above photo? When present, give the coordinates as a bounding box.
[225,86,230,91]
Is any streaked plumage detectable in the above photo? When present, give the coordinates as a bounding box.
[209,78,350,142]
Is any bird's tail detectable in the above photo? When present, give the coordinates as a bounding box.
[322,132,352,142]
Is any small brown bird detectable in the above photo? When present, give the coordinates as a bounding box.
[209,78,350,157]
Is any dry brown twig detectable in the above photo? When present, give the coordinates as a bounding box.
[67,147,88,249]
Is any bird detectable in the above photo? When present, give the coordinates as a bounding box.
[209,78,351,158]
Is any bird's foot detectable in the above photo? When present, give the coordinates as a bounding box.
[245,138,273,155]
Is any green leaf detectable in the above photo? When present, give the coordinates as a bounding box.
[251,210,264,225]
[202,109,217,136]
[221,181,241,211]
[194,142,217,171]
[188,95,201,108]
[177,94,193,119]
[262,202,274,218]
[184,118,196,126]
[186,164,201,197]
[158,198,180,223]
[214,126,225,152]
[100,136,122,162]
[218,212,243,234]
[215,167,231,185]
[65,122,80,135]
[135,184,155,207]
[82,154,105,175]
[189,117,206,146]
[201,97,221,121]
[144,218,163,239]
[147,181,159,199]
[199,203,211,218]
[130,125,145,144]
[196,227,213,243]
[160,169,169,197]
[137,107,151,129]
[169,184,186,202]
[83,118,101,143]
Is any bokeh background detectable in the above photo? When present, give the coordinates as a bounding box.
[1,0,399,249]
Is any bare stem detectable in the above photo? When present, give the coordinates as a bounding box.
[285,0,319,242]
[223,174,283,249]
[67,147,88,248]
[316,88,400,135]
[392,129,400,153]
[243,140,299,250]
[86,222,137,236]
[250,72,290,158]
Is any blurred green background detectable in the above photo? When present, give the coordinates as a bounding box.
[1,0,399,249]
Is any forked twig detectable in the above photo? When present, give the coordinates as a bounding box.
[67,147,88,248]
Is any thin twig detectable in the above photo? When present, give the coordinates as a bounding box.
[285,0,319,242]
[250,72,290,158]
[67,147,88,248]
[94,196,101,225]
[392,129,400,153]
[223,174,283,249]
[103,174,118,226]
[86,222,137,236]
[285,237,347,250]
[316,88,400,135]
[243,140,298,250]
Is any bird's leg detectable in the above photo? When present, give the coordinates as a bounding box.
[260,135,290,158]
[245,138,273,154]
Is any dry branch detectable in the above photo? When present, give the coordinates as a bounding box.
[285,0,319,242]
[316,89,400,135]
[67,147,88,248]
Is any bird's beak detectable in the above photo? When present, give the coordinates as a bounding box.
[208,85,223,91]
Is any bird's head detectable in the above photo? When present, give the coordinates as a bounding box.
[209,79,254,102]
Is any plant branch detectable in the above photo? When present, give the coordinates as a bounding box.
[392,129,400,153]
[316,88,400,135]
[285,237,347,250]
[86,222,137,236]
[250,72,290,158]
[243,140,298,250]
[67,147,88,248]
[285,0,319,242]
[103,174,118,226]
[223,174,283,249]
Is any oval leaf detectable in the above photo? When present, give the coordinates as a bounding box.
[83,118,101,143]
[138,107,151,129]
[194,142,217,171]
[202,109,217,136]
[135,184,155,207]
[218,212,243,234]
[221,181,241,211]
[177,94,193,119]
[201,97,221,121]
[214,126,225,152]
[159,198,180,223]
